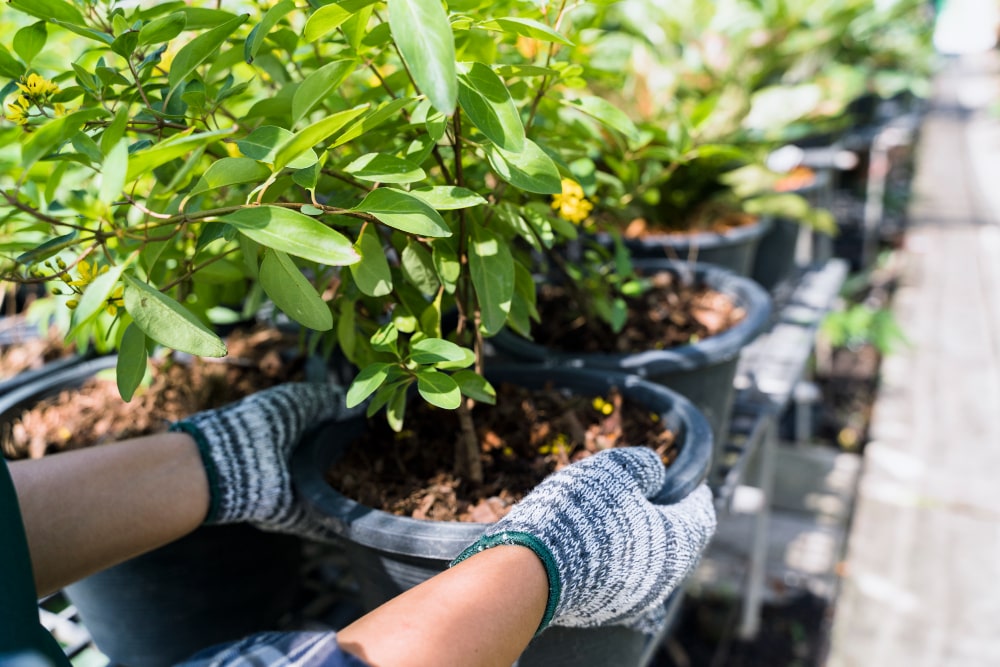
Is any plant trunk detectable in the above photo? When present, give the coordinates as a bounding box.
[455,398,483,484]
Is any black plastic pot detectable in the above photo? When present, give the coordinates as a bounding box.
[0,316,85,396]
[617,216,772,277]
[292,365,713,667]
[488,260,772,483]
[751,216,802,291]
[0,356,304,667]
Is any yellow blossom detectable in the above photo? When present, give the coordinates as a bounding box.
[591,396,614,415]
[53,103,67,117]
[69,260,98,288]
[16,73,60,99]
[551,178,593,224]
[5,100,28,126]
[105,285,124,317]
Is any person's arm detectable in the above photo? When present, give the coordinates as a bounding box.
[336,545,547,667]
[9,432,209,597]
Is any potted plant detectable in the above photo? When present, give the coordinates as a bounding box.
[1,0,713,664]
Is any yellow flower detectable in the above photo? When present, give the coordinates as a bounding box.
[69,260,98,288]
[591,396,614,416]
[105,285,124,317]
[551,178,593,224]
[5,101,28,126]
[16,73,60,99]
[53,103,67,118]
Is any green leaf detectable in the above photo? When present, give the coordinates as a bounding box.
[453,369,496,404]
[116,324,148,402]
[168,13,248,93]
[304,4,352,42]
[178,7,240,30]
[354,189,451,237]
[409,186,487,210]
[346,362,394,408]
[386,383,408,431]
[237,126,314,169]
[350,224,393,297]
[13,22,47,65]
[50,20,113,44]
[122,274,227,357]
[410,337,468,364]
[139,12,186,45]
[507,259,539,337]
[100,106,130,155]
[273,104,369,172]
[480,17,573,45]
[259,249,333,330]
[292,59,355,125]
[400,240,439,296]
[245,0,295,63]
[98,139,128,206]
[457,62,524,152]
[221,206,360,266]
[469,224,514,335]
[331,97,417,148]
[567,96,640,144]
[126,127,236,182]
[344,153,426,184]
[21,108,107,170]
[416,369,461,409]
[8,0,85,25]
[187,157,270,199]
[15,231,78,267]
[0,47,25,79]
[69,261,127,334]
[486,140,562,194]
[111,31,139,59]
[387,0,457,114]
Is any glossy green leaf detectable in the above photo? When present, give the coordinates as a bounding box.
[178,7,240,29]
[304,4,352,42]
[416,369,461,409]
[50,20,113,44]
[15,231,78,267]
[245,0,295,63]
[273,104,369,172]
[168,13,248,92]
[100,106,130,155]
[457,62,524,152]
[387,0,457,114]
[480,17,573,45]
[126,127,236,182]
[259,249,333,330]
[331,97,417,148]
[346,362,394,407]
[68,262,127,335]
[0,47,25,79]
[400,240,439,296]
[221,206,360,266]
[237,126,316,170]
[354,189,451,237]
[122,274,227,357]
[13,22,47,64]
[292,59,355,125]
[386,382,408,431]
[350,224,393,297]
[567,96,640,144]
[409,186,487,210]
[138,11,186,45]
[410,337,467,364]
[507,259,539,337]
[8,0,85,25]
[21,108,107,170]
[187,157,270,199]
[98,139,128,206]
[469,224,513,335]
[116,324,148,403]
[344,153,426,184]
[486,140,562,194]
[453,369,496,404]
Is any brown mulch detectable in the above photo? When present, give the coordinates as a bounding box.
[327,382,678,523]
[531,270,745,354]
[0,326,76,381]
[1,327,306,460]
[621,205,759,238]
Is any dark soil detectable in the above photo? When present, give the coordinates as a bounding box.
[1,327,307,460]
[531,270,744,355]
[327,382,678,522]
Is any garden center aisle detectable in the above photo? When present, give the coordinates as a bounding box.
[826,51,1000,667]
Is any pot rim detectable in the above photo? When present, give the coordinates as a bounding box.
[612,214,773,251]
[291,365,713,561]
[0,355,118,424]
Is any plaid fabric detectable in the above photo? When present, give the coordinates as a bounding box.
[177,631,369,667]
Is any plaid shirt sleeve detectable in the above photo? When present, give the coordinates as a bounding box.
[176,631,370,667]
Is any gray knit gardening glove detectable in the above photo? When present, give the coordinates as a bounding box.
[453,447,716,635]
[169,383,352,541]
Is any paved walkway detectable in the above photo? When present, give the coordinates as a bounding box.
[827,52,1000,667]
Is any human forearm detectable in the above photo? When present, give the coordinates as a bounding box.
[336,545,548,667]
[9,432,209,597]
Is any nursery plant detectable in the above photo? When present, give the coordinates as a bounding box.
[0,0,643,485]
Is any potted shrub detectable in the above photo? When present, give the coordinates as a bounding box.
[1,0,712,664]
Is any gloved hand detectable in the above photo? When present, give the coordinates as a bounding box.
[169,383,351,541]
[453,447,716,635]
